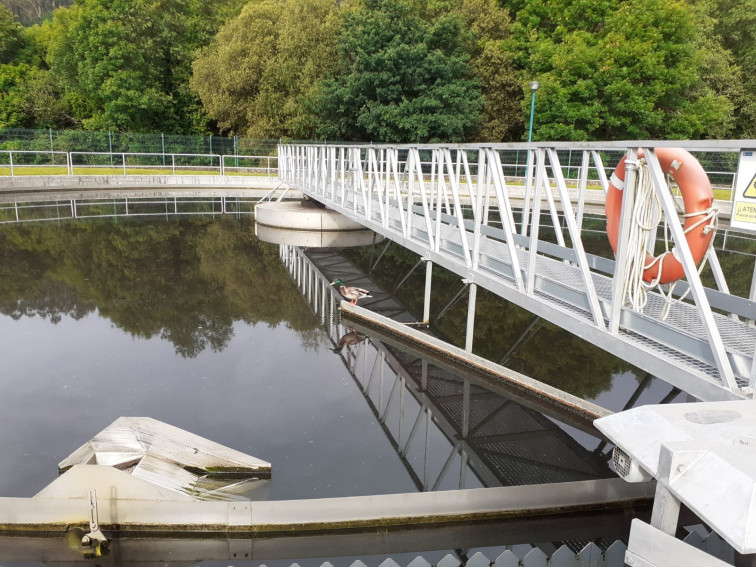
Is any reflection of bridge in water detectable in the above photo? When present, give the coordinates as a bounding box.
[0,192,263,224]
[282,244,616,491]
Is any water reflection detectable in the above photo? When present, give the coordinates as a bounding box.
[336,232,684,408]
[331,328,368,354]
[0,216,320,358]
[0,211,676,501]
[283,245,615,490]
[0,215,420,500]
[0,202,661,564]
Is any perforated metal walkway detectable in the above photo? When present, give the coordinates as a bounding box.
[278,142,756,402]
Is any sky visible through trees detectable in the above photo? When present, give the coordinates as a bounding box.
[0,0,753,142]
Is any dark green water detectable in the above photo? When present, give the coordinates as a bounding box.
[0,208,710,501]
[5,204,725,563]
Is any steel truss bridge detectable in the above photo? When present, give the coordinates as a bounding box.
[278,141,756,403]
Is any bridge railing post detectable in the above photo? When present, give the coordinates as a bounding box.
[644,148,738,391]
[609,148,638,335]
[526,148,546,295]
[487,148,525,291]
[546,148,606,329]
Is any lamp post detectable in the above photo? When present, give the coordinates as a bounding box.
[527,81,540,143]
[521,81,540,236]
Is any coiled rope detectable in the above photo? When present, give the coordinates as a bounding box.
[623,159,719,319]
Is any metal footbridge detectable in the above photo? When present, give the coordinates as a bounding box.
[278,141,756,403]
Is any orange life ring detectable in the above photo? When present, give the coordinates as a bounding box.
[605,148,715,285]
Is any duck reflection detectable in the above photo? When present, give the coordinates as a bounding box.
[331,327,368,354]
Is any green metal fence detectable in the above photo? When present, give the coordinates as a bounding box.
[0,128,281,158]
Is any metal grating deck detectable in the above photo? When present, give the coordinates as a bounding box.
[293,184,753,400]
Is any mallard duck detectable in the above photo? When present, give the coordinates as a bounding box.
[330,328,368,354]
[330,279,372,305]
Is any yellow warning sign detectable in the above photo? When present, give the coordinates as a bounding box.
[734,202,756,224]
[732,151,756,232]
[743,172,756,198]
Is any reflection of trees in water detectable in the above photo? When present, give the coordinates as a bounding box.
[342,243,632,400]
[0,231,97,323]
[0,217,319,358]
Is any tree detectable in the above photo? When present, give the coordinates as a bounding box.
[16,67,77,127]
[695,0,756,138]
[190,0,340,139]
[311,0,483,143]
[0,4,24,63]
[41,0,245,133]
[453,0,522,141]
[509,0,733,140]
[0,62,34,127]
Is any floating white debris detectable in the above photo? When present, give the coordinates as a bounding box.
[47,417,270,502]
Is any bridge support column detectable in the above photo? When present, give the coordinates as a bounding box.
[465,282,477,352]
[423,259,433,324]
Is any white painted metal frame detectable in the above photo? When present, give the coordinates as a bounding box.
[278,141,756,402]
[0,151,282,177]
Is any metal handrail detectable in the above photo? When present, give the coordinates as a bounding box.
[278,142,756,402]
[70,151,224,175]
[0,150,279,178]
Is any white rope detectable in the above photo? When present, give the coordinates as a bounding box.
[653,205,718,319]
[621,159,719,319]
[622,159,661,312]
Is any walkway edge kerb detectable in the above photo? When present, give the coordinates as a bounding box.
[0,477,652,534]
[340,301,612,425]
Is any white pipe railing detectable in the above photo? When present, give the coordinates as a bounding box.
[0,150,279,178]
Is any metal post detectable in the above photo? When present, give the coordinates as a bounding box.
[521,81,540,235]
[651,448,682,535]
[109,131,113,166]
[209,135,213,167]
[423,408,431,490]
[608,148,638,334]
[9,152,13,177]
[465,281,477,352]
[49,127,54,163]
[748,259,756,325]
[423,259,432,324]
[461,379,470,438]
[161,133,166,166]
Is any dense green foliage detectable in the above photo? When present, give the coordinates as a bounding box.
[191,0,340,138]
[41,0,247,132]
[0,0,753,141]
[0,4,25,63]
[310,0,482,142]
[508,0,734,140]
